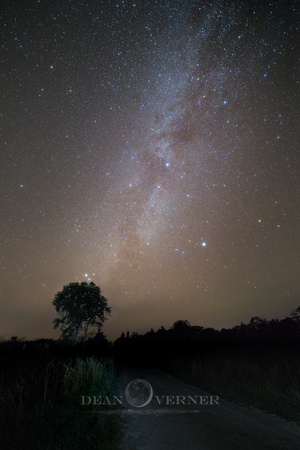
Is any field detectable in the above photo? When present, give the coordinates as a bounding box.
[1,339,299,449]
[0,354,122,450]
[164,346,300,424]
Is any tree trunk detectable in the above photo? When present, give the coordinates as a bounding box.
[73,324,80,346]
[82,322,89,345]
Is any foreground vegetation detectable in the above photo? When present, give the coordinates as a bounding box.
[1,308,298,448]
[161,347,300,424]
[114,315,300,424]
[0,355,121,450]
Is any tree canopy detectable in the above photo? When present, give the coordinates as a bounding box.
[52,281,111,345]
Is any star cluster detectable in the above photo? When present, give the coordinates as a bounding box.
[1,0,299,339]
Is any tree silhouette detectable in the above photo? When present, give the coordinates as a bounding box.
[52,281,111,345]
[172,320,191,331]
[290,306,300,323]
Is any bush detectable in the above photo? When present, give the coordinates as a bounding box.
[0,356,121,449]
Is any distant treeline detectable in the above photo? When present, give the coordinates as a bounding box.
[113,311,299,362]
[0,331,111,357]
[116,314,300,346]
[1,307,299,360]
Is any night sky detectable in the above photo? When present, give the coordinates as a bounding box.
[1,0,299,341]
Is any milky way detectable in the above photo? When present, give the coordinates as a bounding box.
[1,1,299,339]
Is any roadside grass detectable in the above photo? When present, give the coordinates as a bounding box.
[0,356,121,449]
[165,351,300,424]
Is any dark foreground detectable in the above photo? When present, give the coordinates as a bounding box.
[117,367,300,450]
[0,333,299,449]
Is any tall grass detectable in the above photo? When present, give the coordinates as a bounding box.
[62,357,107,397]
[0,356,121,449]
[166,351,300,424]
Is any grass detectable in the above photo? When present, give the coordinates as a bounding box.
[0,356,122,449]
[165,349,300,424]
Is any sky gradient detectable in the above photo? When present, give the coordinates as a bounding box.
[1,0,299,341]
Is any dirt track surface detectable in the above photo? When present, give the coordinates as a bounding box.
[117,367,300,450]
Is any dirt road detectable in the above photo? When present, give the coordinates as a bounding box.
[117,367,300,450]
